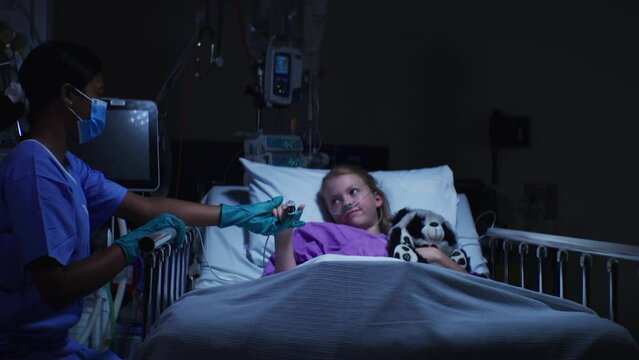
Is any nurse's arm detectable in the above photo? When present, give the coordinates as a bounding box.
[115,191,221,227]
[27,246,127,309]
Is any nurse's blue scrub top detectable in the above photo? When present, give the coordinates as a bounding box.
[0,139,127,358]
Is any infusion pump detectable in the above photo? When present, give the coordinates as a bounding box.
[263,46,303,107]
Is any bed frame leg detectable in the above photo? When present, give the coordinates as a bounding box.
[556,250,568,298]
[503,241,511,284]
[579,254,592,307]
[536,246,547,293]
[141,229,195,341]
[607,258,618,321]
[489,237,497,280]
[518,243,528,288]
[143,253,157,339]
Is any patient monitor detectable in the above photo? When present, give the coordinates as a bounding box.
[263,45,303,107]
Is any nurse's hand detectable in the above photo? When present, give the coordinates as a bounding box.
[115,213,186,265]
[219,196,288,235]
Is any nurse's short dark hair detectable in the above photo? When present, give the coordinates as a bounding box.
[0,40,102,128]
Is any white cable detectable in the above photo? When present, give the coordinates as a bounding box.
[261,235,271,268]
[474,210,497,237]
[90,300,100,350]
[113,217,130,321]
[94,287,111,350]
[103,226,120,350]
[99,285,115,352]
[195,226,274,283]
[155,28,200,105]
[112,279,127,321]
[222,149,244,185]
[78,294,103,345]
[195,227,235,284]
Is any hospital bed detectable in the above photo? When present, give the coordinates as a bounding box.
[135,159,639,359]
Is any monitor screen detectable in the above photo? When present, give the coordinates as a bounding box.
[71,98,160,192]
[274,53,290,75]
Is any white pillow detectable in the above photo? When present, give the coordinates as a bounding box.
[370,167,458,228]
[241,158,329,223]
[239,158,458,228]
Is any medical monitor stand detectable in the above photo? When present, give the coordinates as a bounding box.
[70,98,160,193]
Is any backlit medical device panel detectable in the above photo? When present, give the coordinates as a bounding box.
[264,46,303,106]
[244,134,305,167]
[274,53,290,97]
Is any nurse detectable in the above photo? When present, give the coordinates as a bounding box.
[0,41,303,359]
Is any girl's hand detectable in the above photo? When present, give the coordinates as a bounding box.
[414,247,445,264]
[272,202,305,222]
[415,247,467,273]
[272,202,305,238]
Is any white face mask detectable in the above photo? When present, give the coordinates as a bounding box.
[66,87,107,144]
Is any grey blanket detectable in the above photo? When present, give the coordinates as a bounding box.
[136,259,638,360]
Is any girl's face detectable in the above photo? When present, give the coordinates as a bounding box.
[322,173,384,234]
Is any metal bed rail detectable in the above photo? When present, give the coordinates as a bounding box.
[484,227,639,322]
[141,227,197,338]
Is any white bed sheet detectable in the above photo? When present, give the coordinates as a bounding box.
[194,186,488,289]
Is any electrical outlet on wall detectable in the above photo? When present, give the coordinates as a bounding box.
[523,183,559,220]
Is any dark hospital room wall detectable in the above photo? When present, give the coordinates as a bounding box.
[321,1,639,243]
[317,2,639,338]
[53,0,638,242]
[54,0,638,335]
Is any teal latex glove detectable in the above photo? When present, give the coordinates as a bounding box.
[114,213,186,265]
[275,209,305,233]
[219,196,304,235]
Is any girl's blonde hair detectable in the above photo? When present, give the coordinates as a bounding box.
[319,164,391,234]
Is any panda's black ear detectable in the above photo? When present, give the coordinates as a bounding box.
[391,207,410,226]
[442,221,457,246]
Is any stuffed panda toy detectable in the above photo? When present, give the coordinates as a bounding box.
[388,207,470,271]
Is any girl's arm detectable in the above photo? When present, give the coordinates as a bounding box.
[415,247,468,273]
[274,229,297,273]
[272,203,304,273]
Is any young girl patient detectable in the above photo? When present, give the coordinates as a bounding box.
[262,164,466,275]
